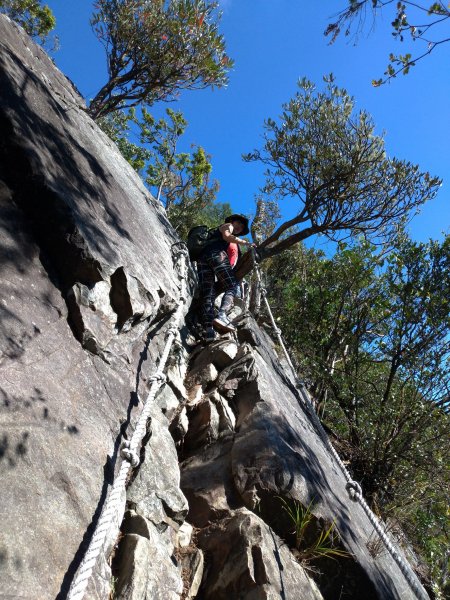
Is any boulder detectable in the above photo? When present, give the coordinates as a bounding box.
[169,406,190,447]
[188,362,219,388]
[210,390,236,431]
[177,546,204,599]
[115,534,150,600]
[67,280,117,354]
[184,398,220,451]
[190,339,238,371]
[216,343,258,400]
[114,522,183,600]
[181,436,242,527]
[176,521,194,548]
[197,508,323,600]
[155,383,180,421]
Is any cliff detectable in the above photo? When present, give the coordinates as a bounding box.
[0,15,428,600]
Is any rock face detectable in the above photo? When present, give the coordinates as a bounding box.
[178,317,428,600]
[0,15,189,599]
[197,508,323,600]
[0,15,429,600]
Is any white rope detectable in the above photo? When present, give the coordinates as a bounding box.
[67,245,189,600]
[251,250,429,600]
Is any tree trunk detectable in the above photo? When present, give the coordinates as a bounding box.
[234,249,257,281]
[248,277,261,316]
[235,225,322,280]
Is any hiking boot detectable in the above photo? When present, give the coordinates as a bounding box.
[213,313,237,333]
[204,327,217,342]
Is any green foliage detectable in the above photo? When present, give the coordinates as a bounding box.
[407,498,450,597]
[277,497,350,562]
[110,574,118,598]
[278,496,315,550]
[89,0,232,119]
[265,235,450,592]
[138,107,220,237]
[194,200,233,228]
[251,195,281,245]
[325,1,450,84]
[92,1,230,231]
[309,522,351,561]
[98,106,221,236]
[243,76,441,262]
[97,108,151,172]
[0,0,55,41]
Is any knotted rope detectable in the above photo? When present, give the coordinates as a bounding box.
[251,249,429,600]
[67,245,189,600]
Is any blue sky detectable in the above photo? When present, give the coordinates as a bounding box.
[49,1,449,245]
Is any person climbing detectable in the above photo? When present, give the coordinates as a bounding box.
[196,214,254,342]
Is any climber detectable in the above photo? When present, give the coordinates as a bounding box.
[196,214,254,342]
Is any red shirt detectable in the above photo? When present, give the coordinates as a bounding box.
[227,243,239,267]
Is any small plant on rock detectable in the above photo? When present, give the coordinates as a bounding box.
[277,497,351,563]
[109,574,118,599]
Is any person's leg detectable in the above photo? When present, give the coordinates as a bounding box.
[210,251,240,330]
[196,259,216,338]
[219,285,239,315]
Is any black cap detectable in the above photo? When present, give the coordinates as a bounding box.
[225,214,250,236]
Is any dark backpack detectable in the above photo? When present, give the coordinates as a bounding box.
[186,225,217,260]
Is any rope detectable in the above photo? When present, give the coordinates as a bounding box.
[67,245,189,600]
[250,249,429,600]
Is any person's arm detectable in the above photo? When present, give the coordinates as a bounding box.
[219,223,254,247]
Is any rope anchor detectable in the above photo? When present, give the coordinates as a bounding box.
[148,373,167,386]
[120,441,140,468]
[346,480,362,502]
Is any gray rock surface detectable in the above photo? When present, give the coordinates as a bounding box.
[115,534,151,600]
[127,403,188,528]
[188,361,219,388]
[197,508,323,600]
[178,546,204,599]
[179,316,429,600]
[181,435,241,527]
[115,524,183,600]
[0,15,189,599]
[184,398,220,451]
[176,521,194,548]
[190,339,238,371]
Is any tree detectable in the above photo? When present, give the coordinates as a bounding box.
[267,240,383,420]
[98,106,220,237]
[88,0,232,119]
[325,1,450,85]
[270,236,449,484]
[91,2,230,230]
[265,236,450,593]
[141,110,210,199]
[194,200,233,228]
[98,107,151,172]
[251,195,280,245]
[139,107,219,237]
[237,76,441,279]
[0,0,55,42]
